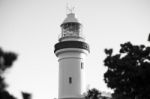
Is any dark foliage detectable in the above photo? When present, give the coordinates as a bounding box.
[0,91,16,99]
[0,48,17,99]
[84,88,112,99]
[0,77,6,92]
[85,88,101,99]
[104,42,150,99]
[0,48,17,71]
[22,92,31,99]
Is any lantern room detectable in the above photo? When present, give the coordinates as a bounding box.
[59,13,84,42]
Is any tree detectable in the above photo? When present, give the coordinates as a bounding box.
[84,88,112,99]
[84,88,101,99]
[0,48,17,99]
[104,42,150,99]
[22,92,32,99]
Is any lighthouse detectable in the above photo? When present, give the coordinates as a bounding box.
[54,12,90,99]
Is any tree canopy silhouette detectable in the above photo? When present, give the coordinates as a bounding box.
[104,42,150,99]
[84,88,111,99]
[0,48,17,99]
[84,88,101,99]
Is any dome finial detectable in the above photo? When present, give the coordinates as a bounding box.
[66,1,75,14]
[67,6,75,14]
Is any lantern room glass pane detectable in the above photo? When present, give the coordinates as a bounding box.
[60,22,83,38]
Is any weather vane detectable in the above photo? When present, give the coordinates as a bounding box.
[66,2,75,14]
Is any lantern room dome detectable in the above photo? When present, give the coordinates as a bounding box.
[61,13,80,25]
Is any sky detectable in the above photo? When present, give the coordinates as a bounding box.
[0,0,150,99]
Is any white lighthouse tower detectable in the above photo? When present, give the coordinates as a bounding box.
[54,12,90,99]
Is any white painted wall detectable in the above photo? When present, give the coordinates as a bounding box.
[56,49,88,98]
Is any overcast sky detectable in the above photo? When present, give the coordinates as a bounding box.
[0,0,150,99]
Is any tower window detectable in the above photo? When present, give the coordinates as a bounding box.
[81,62,84,69]
[69,77,72,84]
